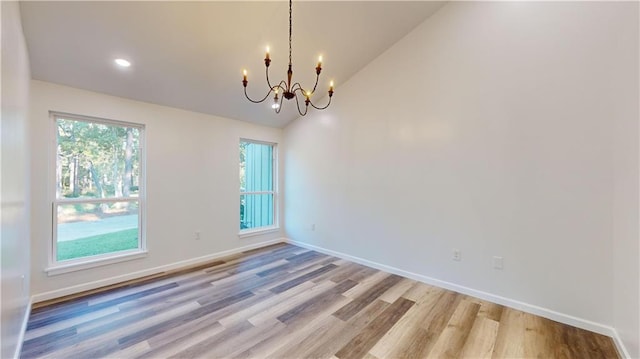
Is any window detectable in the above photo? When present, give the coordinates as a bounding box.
[51,113,145,270]
[239,139,277,234]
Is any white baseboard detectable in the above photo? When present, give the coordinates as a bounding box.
[286,238,630,356]
[14,296,33,359]
[32,238,286,303]
[612,331,633,359]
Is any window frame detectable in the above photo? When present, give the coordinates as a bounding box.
[239,138,279,238]
[47,112,147,276]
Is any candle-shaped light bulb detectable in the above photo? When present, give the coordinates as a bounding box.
[330,80,334,90]
[272,89,280,109]
[317,55,323,68]
[243,69,247,81]
[265,46,270,60]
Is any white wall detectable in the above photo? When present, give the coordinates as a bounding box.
[29,80,284,298]
[612,6,640,354]
[284,0,638,347]
[1,2,32,358]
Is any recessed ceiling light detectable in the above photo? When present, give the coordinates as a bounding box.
[114,59,131,67]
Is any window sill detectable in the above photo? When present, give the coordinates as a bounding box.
[238,226,280,239]
[45,250,148,276]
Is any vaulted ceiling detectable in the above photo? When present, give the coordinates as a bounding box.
[20,1,445,127]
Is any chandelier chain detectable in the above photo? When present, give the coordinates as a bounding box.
[289,0,292,67]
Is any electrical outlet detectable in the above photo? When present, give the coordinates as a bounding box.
[452,249,461,261]
[195,231,201,240]
[493,256,504,270]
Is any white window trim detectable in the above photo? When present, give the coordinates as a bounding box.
[45,250,148,276]
[239,139,279,237]
[49,112,147,274]
[238,226,280,239]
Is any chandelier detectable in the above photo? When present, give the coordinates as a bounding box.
[242,0,334,116]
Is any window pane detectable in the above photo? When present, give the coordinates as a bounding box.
[240,194,274,230]
[56,201,139,261]
[240,141,273,192]
[56,118,140,199]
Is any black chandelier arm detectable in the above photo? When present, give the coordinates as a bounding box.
[291,79,321,100]
[275,80,287,93]
[294,93,309,116]
[291,82,305,94]
[309,95,332,110]
[265,65,275,90]
[244,86,273,104]
[311,72,320,94]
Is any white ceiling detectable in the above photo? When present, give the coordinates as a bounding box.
[20,1,445,128]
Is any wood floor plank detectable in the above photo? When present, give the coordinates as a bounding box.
[38,300,201,359]
[277,279,356,325]
[231,323,293,359]
[400,280,433,302]
[247,280,336,327]
[328,262,369,283]
[477,301,504,322]
[224,321,289,358]
[368,286,445,358]
[21,243,621,359]
[347,266,379,282]
[425,298,481,358]
[378,277,416,304]
[302,299,390,359]
[142,317,224,357]
[254,282,367,359]
[492,307,526,358]
[369,287,458,359]
[256,253,333,277]
[114,340,151,358]
[269,314,348,359]
[242,296,349,359]
[269,263,339,293]
[591,330,621,358]
[523,312,555,358]
[218,280,316,327]
[137,322,225,359]
[27,282,179,330]
[205,319,286,358]
[459,316,499,358]
[23,309,153,358]
[333,274,404,321]
[261,293,363,359]
[24,306,119,341]
[167,321,254,359]
[334,297,415,359]
[117,290,254,347]
[342,270,390,298]
[544,318,574,359]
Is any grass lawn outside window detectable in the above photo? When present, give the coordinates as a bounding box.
[56,228,138,261]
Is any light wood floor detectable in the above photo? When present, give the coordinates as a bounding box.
[21,243,620,359]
